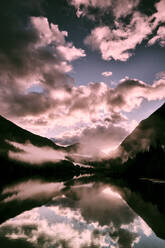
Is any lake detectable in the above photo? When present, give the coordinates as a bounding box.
[0,175,165,248]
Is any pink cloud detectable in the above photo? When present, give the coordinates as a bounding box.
[71,0,165,60]
[31,17,86,62]
[53,119,128,159]
[148,26,165,46]
[70,0,139,19]
[0,16,86,128]
[1,2,164,143]
[8,141,67,164]
[70,0,113,9]
[113,0,139,18]
[31,17,68,47]
[84,12,152,61]
[102,71,113,77]
[2,180,64,202]
[8,76,165,139]
[57,44,86,61]
[152,0,165,28]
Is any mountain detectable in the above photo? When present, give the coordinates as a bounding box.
[118,103,165,178]
[97,103,165,178]
[51,139,79,152]
[120,102,165,159]
[0,115,83,186]
[0,115,64,154]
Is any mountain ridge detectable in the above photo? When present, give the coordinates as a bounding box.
[117,102,165,178]
[0,115,64,154]
[120,102,165,158]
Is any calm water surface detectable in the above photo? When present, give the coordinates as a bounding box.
[0,176,165,248]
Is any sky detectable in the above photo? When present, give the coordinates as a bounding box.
[0,0,165,154]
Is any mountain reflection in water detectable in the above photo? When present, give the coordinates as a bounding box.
[0,176,165,248]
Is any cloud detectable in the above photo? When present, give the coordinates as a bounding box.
[106,78,165,112]
[70,0,165,61]
[69,0,113,18]
[64,77,165,120]
[102,71,112,77]
[54,122,128,159]
[152,0,165,27]
[0,4,86,119]
[0,12,86,124]
[57,44,86,61]
[84,12,152,61]
[31,16,86,61]
[148,26,165,46]
[6,76,165,149]
[0,0,165,156]
[112,0,139,19]
[8,141,67,164]
[69,0,139,19]
[31,16,68,47]
[70,0,112,8]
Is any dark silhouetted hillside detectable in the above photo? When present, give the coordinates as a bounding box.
[119,103,165,178]
[120,102,165,158]
[0,115,63,154]
[95,103,165,179]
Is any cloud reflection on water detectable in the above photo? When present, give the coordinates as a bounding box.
[2,180,65,203]
[0,182,156,248]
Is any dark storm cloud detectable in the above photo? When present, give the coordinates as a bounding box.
[0,0,44,75]
[1,90,53,117]
[0,10,74,81]
[0,0,85,119]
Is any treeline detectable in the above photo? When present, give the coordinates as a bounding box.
[123,144,165,179]
[88,144,165,179]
